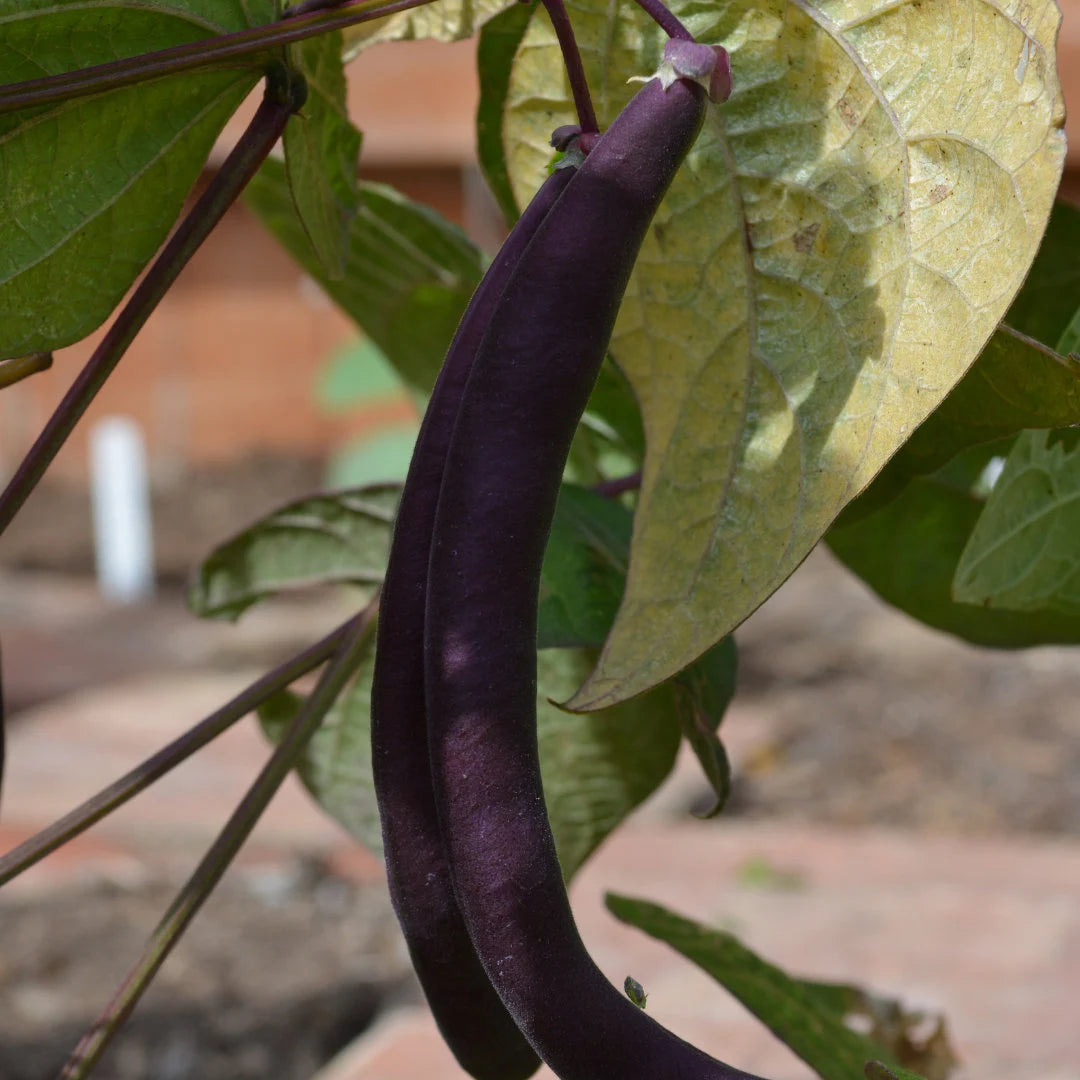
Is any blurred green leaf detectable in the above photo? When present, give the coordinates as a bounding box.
[283,32,361,279]
[885,327,1080,482]
[0,0,275,359]
[538,649,681,881]
[1004,200,1080,350]
[476,0,536,225]
[671,636,736,817]
[246,157,484,394]
[187,485,400,620]
[606,895,948,1080]
[258,616,382,852]
[954,429,1080,614]
[316,339,406,411]
[326,426,419,488]
[828,444,1080,647]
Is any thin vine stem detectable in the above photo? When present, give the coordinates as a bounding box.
[0,87,297,539]
[0,619,351,890]
[541,0,598,134]
[57,600,379,1080]
[630,0,692,39]
[0,0,431,117]
[594,469,642,498]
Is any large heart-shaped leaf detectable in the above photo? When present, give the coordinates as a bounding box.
[246,156,484,395]
[496,0,1065,708]
[0,0,275,359]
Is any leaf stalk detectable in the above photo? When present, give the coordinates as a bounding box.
[0,88,296,537]
[0,0,433,116]
[56,601,378,1080]
[0,621,350,890]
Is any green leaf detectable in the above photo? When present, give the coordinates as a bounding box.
[670,636,736,817]
[246,156,484,395]
[865,1064,931,1080]
[953,429,1080,614]
[186,485,400,620]
[283,32,362,279]
[476,0,537,225]
[326,426,419,488]
[1003,200,1080,350]
[315,338,407,410]
[888,327,1080,481]
[538,484,632,650]
[0,0,275,360]
[827,447,1080,647]
[258,616,383,853]
[538,650,681,881]
[498,0,1066,709]
[605,894,942,1080]
[343,0,514,52]
[258,636,681,881]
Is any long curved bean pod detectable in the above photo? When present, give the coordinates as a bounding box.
[425,55,762,1079]
[371,165,576,1080]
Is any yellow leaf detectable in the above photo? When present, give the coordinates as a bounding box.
[500,0,1065,709]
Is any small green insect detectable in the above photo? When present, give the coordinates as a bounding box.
[623,975,647,1010]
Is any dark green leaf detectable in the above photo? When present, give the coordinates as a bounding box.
[283,32,361,279]
[887,326,1080,480]
[537,649,681,881]
[671,636,736,817]
[258,615,382,852]
[0,0,274,359]
[605,894,934,1080]
[475,0,536,225]
[246,156,484,394]
[187,485,400,620]
[953,429,1080,614]
[259,637,681,880]
[538,485,632,650]
[865,1064,931,1080]
[827,448,1080,647]
[1004,200,1080,350]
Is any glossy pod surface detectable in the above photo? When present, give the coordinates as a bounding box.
[425,74,763,1079]
[371,168,576,1080]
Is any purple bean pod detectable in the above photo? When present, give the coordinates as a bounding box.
[371,166,576,1080]
[425,57,763,1079]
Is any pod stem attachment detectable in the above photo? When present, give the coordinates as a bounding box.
[0,83,297,539]
[540,0,598,134]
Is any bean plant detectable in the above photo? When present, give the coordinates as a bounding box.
[0,0,1072,1077]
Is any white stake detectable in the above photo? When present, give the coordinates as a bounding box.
[90,417,155,604]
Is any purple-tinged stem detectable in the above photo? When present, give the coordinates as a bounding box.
[0,620,350,890]
[541,0,598,134]
[56,601,378,1080]
[0,0,431,117]
[630,0,692,40]
[594,470,642,499]
[0,86,297,538]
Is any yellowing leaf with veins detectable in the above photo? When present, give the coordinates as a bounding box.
[344,0,513,51]
[499,0,1065,710]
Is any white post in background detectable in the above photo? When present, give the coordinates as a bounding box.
[90,416,155,604]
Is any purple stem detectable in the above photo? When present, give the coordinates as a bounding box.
[57,602,378,1080]
[0,86,298,539]
[0,0,433,116]
[0,620,350,890]
[630,0,692,40]
[541,0,598,134]
[593,469,642,499]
